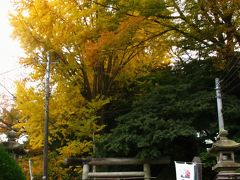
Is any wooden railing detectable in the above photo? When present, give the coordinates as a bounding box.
[64,157,170,180]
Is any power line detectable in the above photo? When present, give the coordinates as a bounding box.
[0,82,16,99]
[221,76,240,93]
[220,55,240,88]
[221,64,240,84]
[222,80,240,95]
[220,64,240,92]
[0,67,21,76]
[220,58,236,81]
[0,60,43,77]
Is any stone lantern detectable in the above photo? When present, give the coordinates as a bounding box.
[2,130,25,156]
[208,129,240,179]
[209,78,240,179]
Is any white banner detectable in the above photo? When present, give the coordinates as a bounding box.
[175,161,196,180]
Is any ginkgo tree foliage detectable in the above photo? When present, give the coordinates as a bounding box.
[112,0,240,63]
[11,0,171,99]
[0,95,19,134]
[14,76,110,178]
[10,0,171,178]
[10,0,240,178]
[96,0,240,76]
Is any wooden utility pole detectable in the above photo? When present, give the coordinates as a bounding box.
[43,52,51,180]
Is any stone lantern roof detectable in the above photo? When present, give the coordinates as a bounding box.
[209,130,240,153]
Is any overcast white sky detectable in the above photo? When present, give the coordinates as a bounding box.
[0,0,25,98]
[0,1,27,142]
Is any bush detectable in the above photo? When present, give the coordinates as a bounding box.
[0,145,25,180]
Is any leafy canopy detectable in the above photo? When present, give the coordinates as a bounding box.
[97,59,240,160]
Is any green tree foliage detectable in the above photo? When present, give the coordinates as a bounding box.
[10,1,171,177]
[96,59,240,180]
[99,0,240,64]
[97,59,240,162]
[164,0,240,68]
[0,145,25,180]
[9,0,240,179]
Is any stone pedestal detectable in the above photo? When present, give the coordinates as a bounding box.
[216,172,240,179]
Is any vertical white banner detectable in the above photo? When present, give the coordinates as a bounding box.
[175,161,196,180]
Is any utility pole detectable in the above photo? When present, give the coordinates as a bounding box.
[43,52,51,180]
[215,78,225,132]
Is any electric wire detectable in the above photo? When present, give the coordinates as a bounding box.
[0,60,44,77]
[0,81,16,99]
[221,68,240,88]
[220,57,237,82]
[0,67,21,76]
[221,75,240,94]
[221,73,240,95]
[222,80,240,95]
[220,55,240,78]
[221,101,240,109]
[0,61,42,101]
[220,63,240,89]
[219,55,240,94]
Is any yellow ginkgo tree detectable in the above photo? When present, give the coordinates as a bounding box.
[10,0,171,178]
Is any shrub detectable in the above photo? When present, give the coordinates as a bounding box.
[0,145,25,180]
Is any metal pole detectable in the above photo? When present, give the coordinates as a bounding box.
[29,159,34,180]
[43,52,51,180]
[215,78,225,132]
